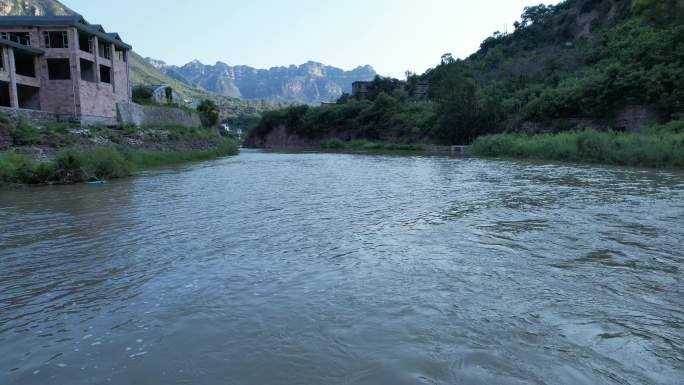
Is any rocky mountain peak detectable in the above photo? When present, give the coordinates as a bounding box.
[0,0,77,16]
[151,59,377,104]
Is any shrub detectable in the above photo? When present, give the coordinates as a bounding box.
[197,99,220,127]
[10,119,40,146]
[0,151,51,185]
[321,138,345,149]
[132,86,154,104]
[470,128,684,168]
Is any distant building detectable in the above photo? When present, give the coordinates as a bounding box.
[221,123,242,137]
[413,80,430,99]
[352,81,372,100]
[0,15,131,124]
[150,84,181,105]
[320,101,337,107]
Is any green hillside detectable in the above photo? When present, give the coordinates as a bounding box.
[250,0,684,147]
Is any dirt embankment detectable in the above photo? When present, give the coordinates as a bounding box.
[1,123,227,161]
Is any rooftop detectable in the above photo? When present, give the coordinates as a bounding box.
[0,15,131,50]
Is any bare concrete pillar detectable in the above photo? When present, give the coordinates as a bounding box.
[110,43,116,92]
[7,48,19,108]
[125,50,131,101]
[93,36,101,83]
[69,27,82,116]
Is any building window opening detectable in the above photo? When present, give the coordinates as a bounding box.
[78,32,93,53]
[43,31,69,49]
[98,41,111,60]
[99,65,111,84]
[1,32,31,46]
[14,51,36,77]
[0,48,4,71]
[17,84,40,110]
[0,82,10,107]
[47,58,71,80]
[80,58,96,82]
[115,47,126,62]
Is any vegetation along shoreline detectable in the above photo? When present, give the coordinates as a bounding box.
[245,0,684,168]
[0,111,239,188]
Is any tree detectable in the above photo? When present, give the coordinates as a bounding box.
[633,0,684,23]
[197,99,220,127]
[441,53,455,65]
[516,4,555,30]
[429,66,480,144]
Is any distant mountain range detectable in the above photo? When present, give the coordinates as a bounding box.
[2,0,377,104]
[148,59,376,104]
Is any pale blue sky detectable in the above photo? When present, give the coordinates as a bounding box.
[64,0,558,77]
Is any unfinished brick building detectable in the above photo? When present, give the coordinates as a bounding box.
[0,15,131,124]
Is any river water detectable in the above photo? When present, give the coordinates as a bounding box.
[1,150,683,385]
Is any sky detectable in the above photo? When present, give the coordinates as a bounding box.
[63,0,559,77]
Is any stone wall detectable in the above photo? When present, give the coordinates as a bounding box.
[0,106,76,126]
[79,82,117,118]
[112,52,130,104]
[40,79,78,115]
[117,103,201,128]
[614,105,662,132]
[519,105,664,133]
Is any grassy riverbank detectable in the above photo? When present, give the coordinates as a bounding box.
[321,139,424,151]
[470,121,684,168]
[0,139,239,187]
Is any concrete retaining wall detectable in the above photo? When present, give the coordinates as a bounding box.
[117,103,201,128]
[0,106,77,126]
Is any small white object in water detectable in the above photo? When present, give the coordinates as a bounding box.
[129,352,147,358]
[125,347,132,351]
[83,334,93,340]
[33,370,40,375]
[136,339,143,344]
[57,363,67,368]
[91,342,101,346]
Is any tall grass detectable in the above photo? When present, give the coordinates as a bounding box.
[470,127,684,168]
[0,139,239,187]
[321,139,424,151]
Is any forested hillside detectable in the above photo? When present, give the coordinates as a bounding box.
[249,0,684,146]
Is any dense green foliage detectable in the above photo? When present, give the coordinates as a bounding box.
[470,121,684,168]
[321,139,423,151]
[132,85,154,104]
[197,100,220,127]
[254,88,436,143]
[0,139,239,187]
[249,0,684,151]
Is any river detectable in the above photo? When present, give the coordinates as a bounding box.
[1,150,683,385]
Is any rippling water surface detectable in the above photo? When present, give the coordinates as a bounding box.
[1,150,684,385]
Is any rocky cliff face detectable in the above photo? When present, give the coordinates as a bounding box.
[0,0,76,16]
[150,59,377,104]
